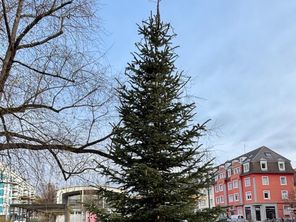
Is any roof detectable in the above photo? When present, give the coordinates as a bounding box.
[224,146,291,164]
[217,146,295,174]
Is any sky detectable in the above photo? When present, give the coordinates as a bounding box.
[98,0,296,167]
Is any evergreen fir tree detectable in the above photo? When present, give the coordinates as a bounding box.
[95,2,220,222]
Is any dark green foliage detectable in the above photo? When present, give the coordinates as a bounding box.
[92,7,219,222]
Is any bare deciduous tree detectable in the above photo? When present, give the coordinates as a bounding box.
[0,0,114,180]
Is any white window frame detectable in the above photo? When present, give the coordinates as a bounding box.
[215,185,219,193]
[246,191,252,200]
[260,160,268,171]
[220,196,224,203]
[234,193,239,202]
[228,182,233,190]
[234,167,241,174]
[243,163,250,173]
[216,197,219,204]
[237,207,243,215]
[228,194,234,203]
[262,176,269,185]
[263,190,270,199]
[281,190,288,200]
[233,180,238,188]
[278,161,285,171]
[244,177,251,187]
[284,205,290,215]
[219,184,223,191]
[280,176,287,185]
[219,172,225,179]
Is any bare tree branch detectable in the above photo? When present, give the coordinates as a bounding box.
[0,143,112,160]
[15,1,72,45]
[13,59,75,82]
[0,0,115,181]
[1,0,11,44]
[17,29,63,49]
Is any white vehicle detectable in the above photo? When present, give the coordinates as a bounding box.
[227,214,248,222]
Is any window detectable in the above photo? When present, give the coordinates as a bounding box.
[228,194,234,203]
[228,182,233,190]
[243,163,250,173]
[220,196,224,203]
[263,190,270,199]
[244,177,251,187]
[216,197,219,204]
[234,167,241,174]
[265,152,272,158]
[219,172,225,179]
[281,190,288,200]
[284,205,290,215]
[234,193,239,201]
[219,184,223,191]
[246,191,252,200]
[215,185,219,193]
[278,161,285,171]
[227,169,232,177]
[215,175,218,181]
[280,176,287,185]
[233,180,238,188]
[237,207,243,215]
[262,176,269,185]
[260,160,268,171]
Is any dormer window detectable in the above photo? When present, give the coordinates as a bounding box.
[278,161,285,171]
[243,163,250,173]
[234,167,241,174]
[260,160,268,171]
[264,152,272,158]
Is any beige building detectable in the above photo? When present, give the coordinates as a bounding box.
[197,186,215,210]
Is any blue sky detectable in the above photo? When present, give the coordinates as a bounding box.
[99,0,296,167]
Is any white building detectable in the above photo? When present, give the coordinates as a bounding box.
[56,185,120,222]
[0,164,35,220]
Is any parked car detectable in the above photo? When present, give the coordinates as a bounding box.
[227,215,248,222]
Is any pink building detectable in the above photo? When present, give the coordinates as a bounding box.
[214,146,295,221]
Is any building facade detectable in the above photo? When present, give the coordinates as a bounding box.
[197,187,216,210]
[0,164,35,220]
[56,185,120,222]
[214,146,295,221]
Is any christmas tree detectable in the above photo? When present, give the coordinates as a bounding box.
[94,2,219,222]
